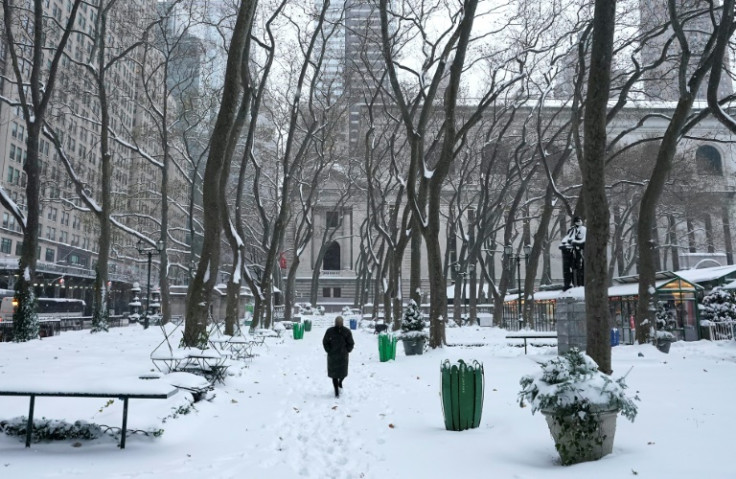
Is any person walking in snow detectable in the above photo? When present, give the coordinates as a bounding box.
[322,316,354,398]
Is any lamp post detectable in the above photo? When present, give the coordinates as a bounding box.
[454,263,475,321]
[137,239,164,329]
[504,243,532,325]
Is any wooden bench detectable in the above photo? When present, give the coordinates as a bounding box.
[505,332,558,354]
[0,379,178,449]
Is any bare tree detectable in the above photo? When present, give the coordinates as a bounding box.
[184,0,257,347]
[0,0,83,340]
[635,1,735,346]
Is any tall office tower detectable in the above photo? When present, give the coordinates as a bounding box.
[316,0,386,151]
[640,0,733,101]
[345,0,386,151]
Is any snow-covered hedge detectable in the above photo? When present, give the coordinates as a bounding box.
[700,288,736,324]
[1,418,103,442]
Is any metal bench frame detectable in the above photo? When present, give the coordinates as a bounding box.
[0,389,178,449]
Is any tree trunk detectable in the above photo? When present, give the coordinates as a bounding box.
[668,214,680,271]
[284,255,300,322]
[225,279,240,335]
[579,0,616,374]
[184,0,255,347]
[636,97,695,345]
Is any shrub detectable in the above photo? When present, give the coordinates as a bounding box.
[519,349,638,464]
[700,288,736,324]
[401,300,426,339]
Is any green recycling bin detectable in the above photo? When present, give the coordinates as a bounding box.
[378,333,398,362]
[292,323,304,340]
[303,319,312,332]
[440,359,484,431]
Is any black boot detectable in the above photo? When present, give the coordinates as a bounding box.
[332,378,340,397]
[338,378,343,389]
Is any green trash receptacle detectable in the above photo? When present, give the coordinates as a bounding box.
[440,359,484,431]
[304,319,312,332]
[378,333,398,362]
[292,323,304,340]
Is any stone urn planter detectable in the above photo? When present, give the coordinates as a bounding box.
[519,348,638,465]
[542,408,619,465]
[401,336,426,356]
[655,338,674,353]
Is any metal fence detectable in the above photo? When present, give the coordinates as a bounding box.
[700,321,735,341]
[501,300,557,332]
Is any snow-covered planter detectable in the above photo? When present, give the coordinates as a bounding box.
[654,304,678,352]
[518,348,638,465]
[400,300,427,355]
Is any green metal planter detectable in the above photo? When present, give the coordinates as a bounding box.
[440,359,484,431]
[303,319,312,332]
[292,323,304,340]
[378,333,398,362]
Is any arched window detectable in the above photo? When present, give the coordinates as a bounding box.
[696,145,722,175]
[323,241,341,270]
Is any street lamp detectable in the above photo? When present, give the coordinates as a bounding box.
[505,243,532,325]
[137,238,164,329]
[454,262,475,320]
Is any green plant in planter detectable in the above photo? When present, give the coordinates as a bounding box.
[654,304,678,352]
[400,300,427,355]
[518,348,638,465]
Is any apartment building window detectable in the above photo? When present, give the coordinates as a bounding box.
[0,238,11,254]
[59,231,68,243]
[71,234,79,246]
[72,216,80,230]
[11,122,17,138]
[323,288,331,298]
[15,241,22,255]
[45,248,54,262]
[47,207,57,221]
[46,226,56,241]
[7,166,19,184]
[9,144,16,162]
[61,211,69,226]
[333,288,341,298]
[2,212,7,229]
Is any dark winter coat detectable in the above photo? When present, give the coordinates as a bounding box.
[323,325,354,379]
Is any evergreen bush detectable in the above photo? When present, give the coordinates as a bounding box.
[700,288,736,324]
[401,300,426,339]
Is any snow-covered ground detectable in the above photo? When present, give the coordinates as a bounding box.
[1,314,734,478]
